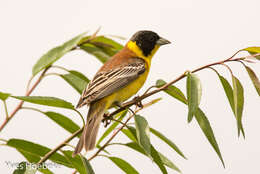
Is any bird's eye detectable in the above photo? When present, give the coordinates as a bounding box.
[149,36,155,42]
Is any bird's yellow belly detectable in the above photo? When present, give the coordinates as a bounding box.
[104,70,149,108]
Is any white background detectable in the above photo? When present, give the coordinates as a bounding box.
[0,0,260,173]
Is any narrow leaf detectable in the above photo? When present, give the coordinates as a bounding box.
[150,128,186,159]
[186,73,202,122]
[97,110,127,146]
[108,157,139,174]
[62,150,87,174]
[156,79,187,104]
[79,154,95,174]
[194,108,225,167]
[134,115,151,156]
[17,149,54,174]
[244,66,260,96]
[12,96,74,109]
[124,142,181,173]
[69,70,90,83]
[32,32,87,75]
[232,76,245,137]
[44,112,80,136]
[121,129,137,142]
[150,146,168,174]
[7,139,72,168]
[13,161,37,174]
[243,47,260,60]
[0,91,11,101]
[61,73,88,94]
[80,44,110,63]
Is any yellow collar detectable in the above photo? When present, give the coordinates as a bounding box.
[127,41,160,67]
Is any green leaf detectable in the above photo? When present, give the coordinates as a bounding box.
[232,76,245,138]
[69,70,90,83]
[79,154,95,174]
[44,112,80,136]
[134,115,151,157]
[186,73,202,122]
[150,128,186,159]
[13,161,37,174]
[107,156,139,174]
[62,150,89,174]
[121,129,137,142]
[80,43,110,63]
[243,47,260,60]
[7,139,72,168]
[12,96,74,109]
[194,108,225,167]
[17,149,54,174]
[218,75,235,113]
[124,142,180,173]
[0,91,11,101]
[90,36,123,50]
[97,110,127,146]
[61,73,88,94]
[150,146,168,174]
[156,79,187,104]
[244,66,260,96]
[32,32,87,75]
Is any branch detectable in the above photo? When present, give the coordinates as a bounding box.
[34,52,258,167]
[0,67,50,132]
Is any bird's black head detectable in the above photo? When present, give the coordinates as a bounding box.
[130,30,171,57]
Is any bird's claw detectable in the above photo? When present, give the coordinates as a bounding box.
[134,96,143,109]
[102,113,111,128]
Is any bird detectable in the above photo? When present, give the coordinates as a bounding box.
[72,30,171,157]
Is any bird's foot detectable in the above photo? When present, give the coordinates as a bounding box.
[133,96,143,109]
[102,113,111,128]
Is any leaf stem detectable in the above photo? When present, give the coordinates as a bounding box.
[73,109,86,127]
[3,101,9,119]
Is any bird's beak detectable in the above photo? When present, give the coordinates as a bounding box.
[156,37,171,45]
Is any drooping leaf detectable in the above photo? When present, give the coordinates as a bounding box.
[13,161,37,174]
[218,75,235,113]
[107,156,139,174]
[156,79,187,104]
[244,66,260,96]
[122,127,181,173]
[134,115,151,157]
[32,32,87,75]
[124,142,181,173]
[97,110,127,146]
[121,129,137,142]
[69,70,90,83]
[0,91,11,101]
[44,112,80,136]
[80,44,110,63]
[62,150,89,174]
[90,36,123,50]
[243,47,260,60]
[7,139,72,168]
[150,146,168,174]
[150,128,186,159]
[17,149,54,174]
[12,96,74,109]
[79,154,95,174]
[194,108,225,167]
[232,76,245,137]
[186,73,202,122]
[61,73,88,94]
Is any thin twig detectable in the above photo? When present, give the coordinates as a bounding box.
[0,67,50,132]
[38,128,83,165]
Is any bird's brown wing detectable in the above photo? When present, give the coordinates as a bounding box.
[76,58,145,108]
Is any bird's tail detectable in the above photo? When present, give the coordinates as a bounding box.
[72,101,106,157]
